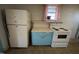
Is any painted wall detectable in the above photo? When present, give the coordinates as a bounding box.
[0,9,9,51]
[61,5,79,39]
[14,4,44,21]
[0,4,44,21]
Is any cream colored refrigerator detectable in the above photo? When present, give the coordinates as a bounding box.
[5,9,31,48]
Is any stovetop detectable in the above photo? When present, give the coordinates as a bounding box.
[51,27,69,32]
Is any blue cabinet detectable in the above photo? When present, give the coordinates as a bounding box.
[32,32,53,45]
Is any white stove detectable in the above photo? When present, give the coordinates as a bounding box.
[51,26,71,47]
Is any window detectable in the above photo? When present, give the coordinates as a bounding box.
[45,5,61,22]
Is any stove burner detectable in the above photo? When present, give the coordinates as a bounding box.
[52,27,59,31]
[59,28,68,31]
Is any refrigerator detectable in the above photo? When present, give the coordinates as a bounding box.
[5,9,31,48]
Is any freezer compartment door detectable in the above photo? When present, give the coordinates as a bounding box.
[5,9,31,25]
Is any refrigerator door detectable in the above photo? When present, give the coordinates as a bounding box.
[17,25,29,47]
[7,25,18,47]
[7,25,29,47]
[5,9,31,25]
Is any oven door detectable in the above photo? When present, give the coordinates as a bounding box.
[53,32,70,43]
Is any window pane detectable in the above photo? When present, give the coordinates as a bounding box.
[50,16,56,20]
[48,8,56,13]
[47,13,56,17]
[48,6,57,9]
[46,5,59,21]
[47,13,56,20]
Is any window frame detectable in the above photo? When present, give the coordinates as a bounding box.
[44,4,61,22]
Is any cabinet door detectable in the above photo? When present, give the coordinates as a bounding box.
[17,26,29,47]
[7,25,18,47]
[32,32,53,45]
[5,9,30,25]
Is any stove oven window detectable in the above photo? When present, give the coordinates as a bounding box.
[58,35,67,39]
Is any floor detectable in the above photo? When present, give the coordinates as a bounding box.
[5,39,79,54]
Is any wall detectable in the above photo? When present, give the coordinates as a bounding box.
[0,4,44,21]
[0,4,79,39]
[14,5,44,21]
[61,5,79,39]
[0,9,9,51]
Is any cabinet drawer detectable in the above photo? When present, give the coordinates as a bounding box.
[51,43,68,47]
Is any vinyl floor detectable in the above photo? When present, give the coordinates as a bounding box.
[5,39,79,54]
